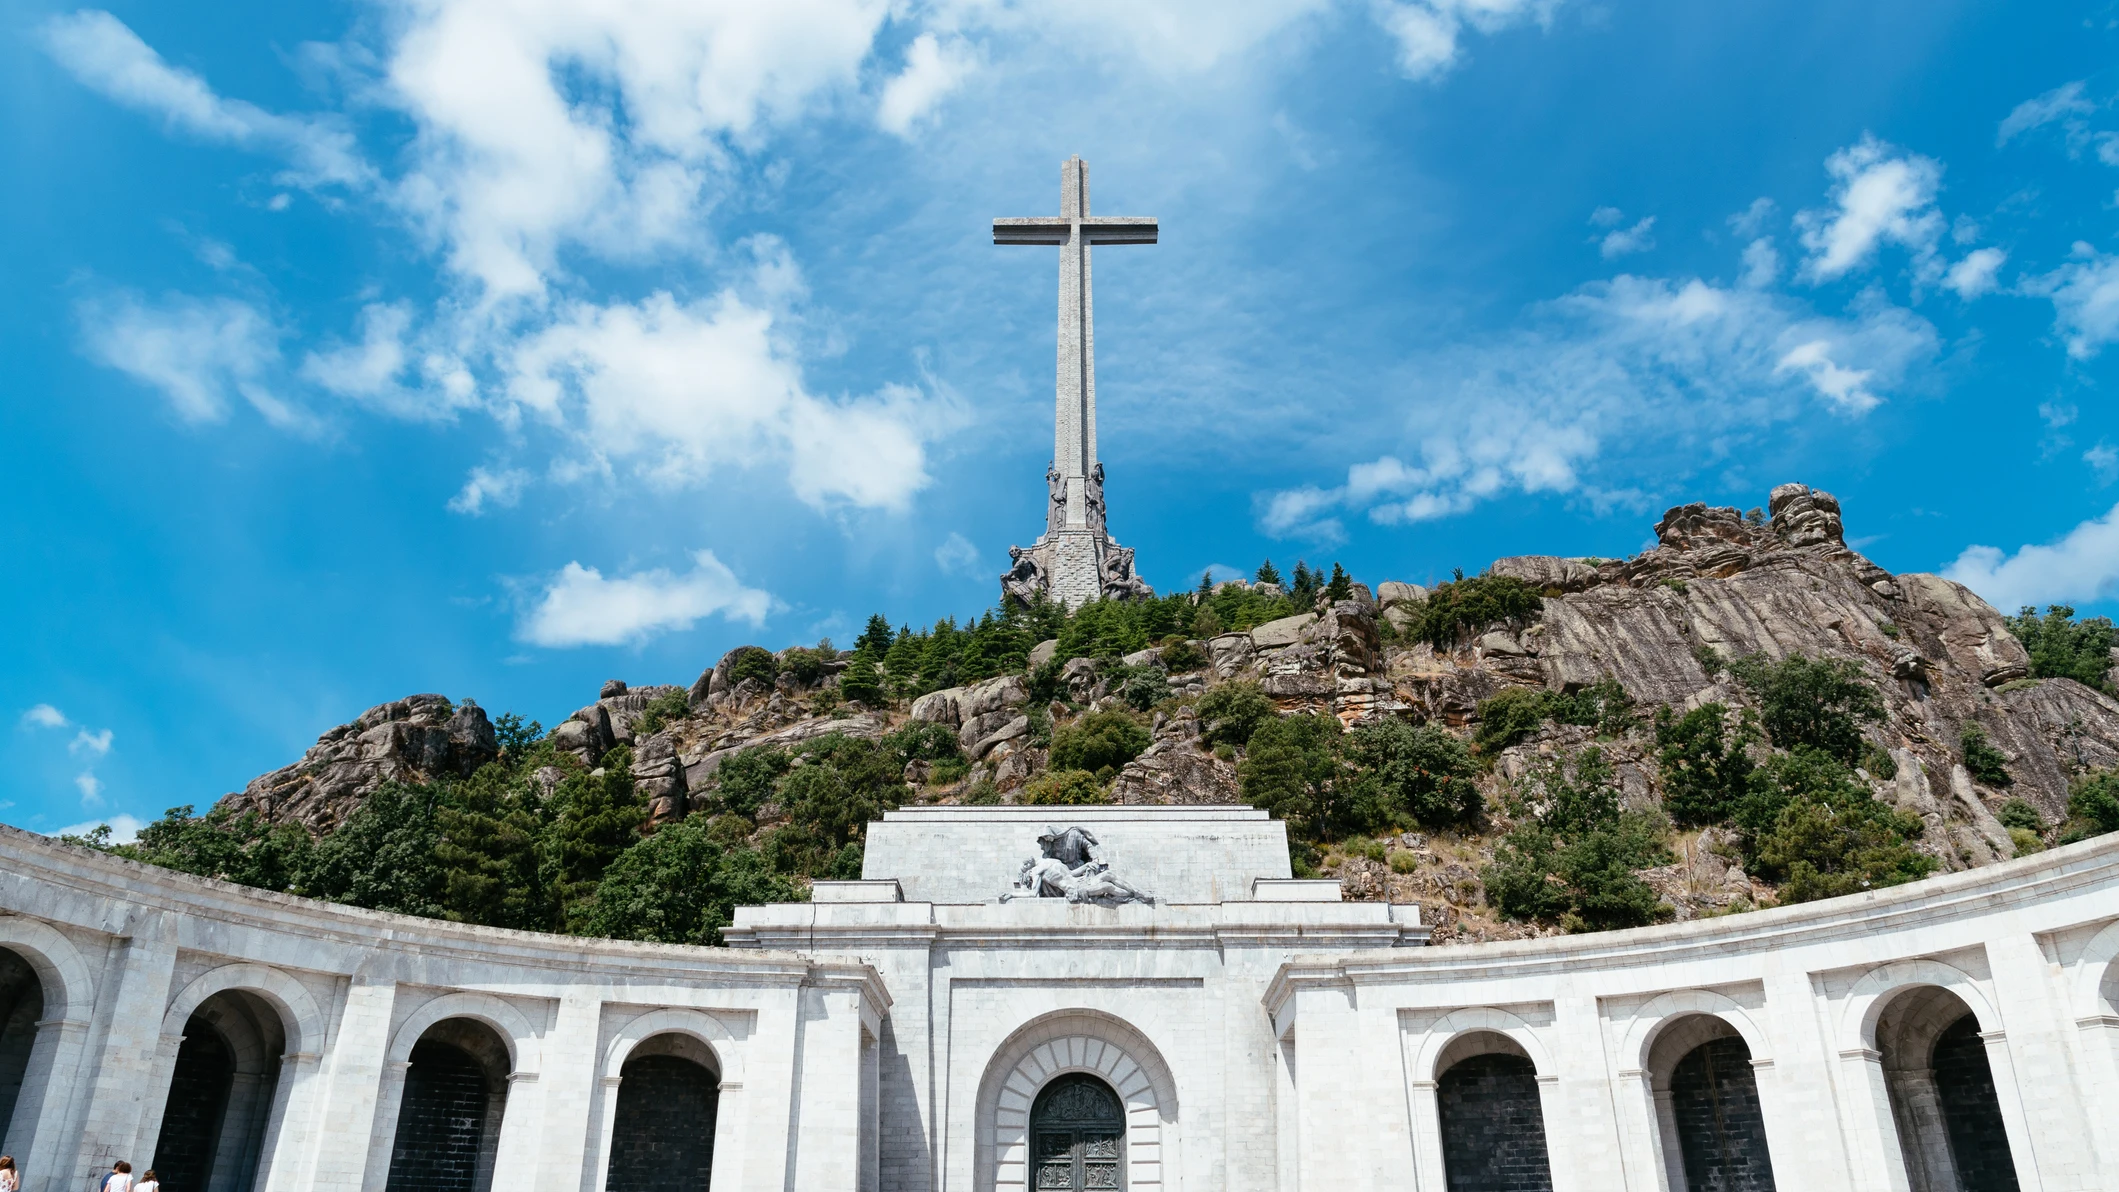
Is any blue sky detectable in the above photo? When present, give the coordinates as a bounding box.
[5,0,2119,838]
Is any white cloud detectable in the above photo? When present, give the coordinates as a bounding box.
[2026,243,2119,359]
[1374,0,1559,81]
[878,33,974,136]
[21,704,69,729]
[1795,136,1944,282]
[1729,197,1776,238]
[1589,206,1623,228]
[1997,80,2095,147]
[379,0,892,300]
[448,466,531,515]
[301,302,476,420]
[1942,247,2006,300]
[74,772,104,805]
[934,531,984,578]
[1258,266,1936,536]
[1599,216,1655,259]
[40,10,369,189]
[1738,238,1780,289]
[55,814,145,845]
[79,292,297,426]
[69,728,113,757]
[1944,500,2119,613]
[518,550,771,647]
[1774,339,1878,415]
[2087,443,2118,484]
[504,252,954,511]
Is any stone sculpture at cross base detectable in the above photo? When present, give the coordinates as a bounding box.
[1000,823,1154,904]
[994,156,1157,609]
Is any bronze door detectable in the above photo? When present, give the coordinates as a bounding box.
[1030,1074,1124,1191]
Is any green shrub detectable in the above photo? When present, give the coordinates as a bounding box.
[1960,725,2013,788]
[578,816,802,945]
[960,778,1004,805]
[1023,769,1110,805]
[1197,681,1275,749]
[1654,703,1757,827]
[1239,713,1346,838]
[1735,748,1934,903]
[2009,827,2045,857]
[885,720,962,766]
[712,745,792,818]
[1160,640,1210,672]
[1481,748,1673,931]
[1388,850,1419,874]
[1113,664,1168,712]
[1692,642,1727,675]
[96,803,316,892]
[2006,604,2117,693]
[632,688,691,737]
[1859,740,1899,780]
[1997,798,2045,833]
[1345,719,1481,829]
[838,656,885,706]
[779,734,904,853]
[727,646,779,687]
[1050,711,1151,774]
[2065,769,2119,839]
[781,647,828,685]
[493,711,545,755]
[1728,652,1885,766]
[1473,687,1549,754]
[1406,573,1543,649]
[1546,679,1635,736]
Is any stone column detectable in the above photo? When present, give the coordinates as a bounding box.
[1404,1077,1445,1192]
[255,1050,320,1192]
[68,909,179,1185]
[8,1014,91,1186]
[485,1071,543,1190]
[2071,1013,2119,1182]
[299,976,398,1192]
[1833,1046,1914,1192]
[789,984,863,1191]
[1888,1065,1958,1191]
[529,989,603,1192]
[1545,992,1618,1192]
[1987,931,2095,1189]
[1753,970,1850,1187]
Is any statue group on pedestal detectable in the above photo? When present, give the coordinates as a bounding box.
[1002,825,1153,905]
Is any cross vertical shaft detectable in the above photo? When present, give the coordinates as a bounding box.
[994,156,1158,608]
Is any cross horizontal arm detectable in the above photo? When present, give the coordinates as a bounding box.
[992,217,1160,245]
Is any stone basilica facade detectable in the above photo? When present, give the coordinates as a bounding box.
[0,803,2117,1192]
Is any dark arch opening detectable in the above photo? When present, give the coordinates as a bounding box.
[1029,1073,1124,1192]
[1669,1035,1777,1192]
[152,1020,235,1192]
[150,989,287,1192]
[385,1019,512,1192]
[0,948,43,1155]
[1436,1044,1552,1192]
[1931,1014,2019,1192]
[605,1034,720,1192]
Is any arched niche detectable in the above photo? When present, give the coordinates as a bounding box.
[602,1030,723,1192]
[383,1017,516,1192]
[1432,1031,1553,1192]
[975,1010,1179,1192]
[1870,985,2020,1192]
[151,988,289,1192]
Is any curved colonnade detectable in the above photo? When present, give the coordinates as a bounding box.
[0,825,883,1192]
[1,819,2118,1190]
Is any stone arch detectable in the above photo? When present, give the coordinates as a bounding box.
[976,1009,1179,1192]
[384,991,542,1076]
[589,1009,742,1192]
[1413,1007,1555,1083]
[1432,1032,1554,1192]
[1841,961,2026,1192]
[2067,917,2119,1021]
[0,916,95,1023]
[163,963,326,1058]
[1837,959,1999,1054]
[1615,991,1781,1192]
[1622,989,1774,1077]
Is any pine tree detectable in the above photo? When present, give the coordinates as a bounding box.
[436,768,549,930]
[1255,559,1283,586]
[840,655,885,706]
[855,613,895,657]
[1291,560,1317,603]
[1325,562,1353,602]
[1195,570,1215,601]
[544,748,647,931]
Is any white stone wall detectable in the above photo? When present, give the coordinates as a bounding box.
[0,825,884,1192]
[5,811,2119,1192]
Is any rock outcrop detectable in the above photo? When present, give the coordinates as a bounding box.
[218,695,497,833]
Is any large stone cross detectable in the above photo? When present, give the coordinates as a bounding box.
[994,157,1157,533]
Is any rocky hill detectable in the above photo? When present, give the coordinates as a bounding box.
[213,482,2119,938]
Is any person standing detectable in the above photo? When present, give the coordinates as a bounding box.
[104,1160,134,1192]
[133,1170,159,1192]
[0,1154,18,1192]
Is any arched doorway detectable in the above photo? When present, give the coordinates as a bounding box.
[149,988,286,1192]
[0,949,42,1155]
[605,1033,719,1192]
[385,1019,512,1192]
[1434,1032,1553,1192]
[1875,986,2020,1192]
[1668,1035,1776,1192]
[1029,1074,1124,1192]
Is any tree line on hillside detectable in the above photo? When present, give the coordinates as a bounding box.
[60,572,2119,943]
